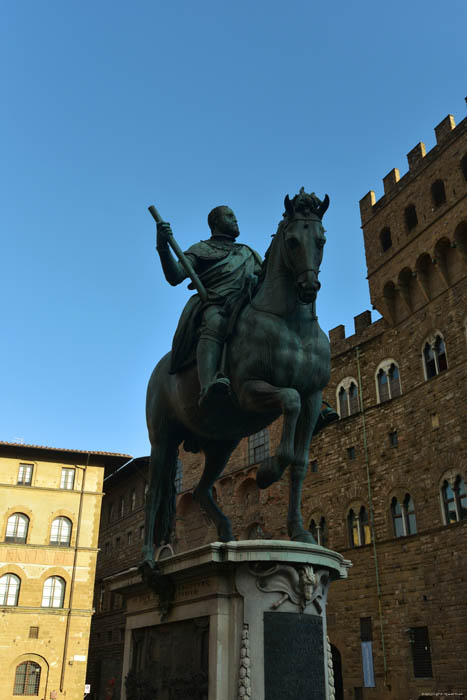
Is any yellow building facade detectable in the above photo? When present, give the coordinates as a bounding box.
[0,442,130,700]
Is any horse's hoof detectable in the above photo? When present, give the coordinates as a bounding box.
[256,456,285,489]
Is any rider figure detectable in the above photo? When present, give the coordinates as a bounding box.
[156,206,262,407]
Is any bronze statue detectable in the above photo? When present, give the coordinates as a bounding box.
[155,204,262,407]
[142,189,333,570]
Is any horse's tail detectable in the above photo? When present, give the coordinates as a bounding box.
[153,443,179,547]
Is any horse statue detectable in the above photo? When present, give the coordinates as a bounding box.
[142,189,331,569]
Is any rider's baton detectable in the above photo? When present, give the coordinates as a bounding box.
[148,205,208,303]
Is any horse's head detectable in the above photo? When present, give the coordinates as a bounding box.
[281,188,329,304]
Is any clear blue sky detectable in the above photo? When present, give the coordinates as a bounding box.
[1,1,466,456]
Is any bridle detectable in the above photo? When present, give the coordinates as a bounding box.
[279,215,324,281]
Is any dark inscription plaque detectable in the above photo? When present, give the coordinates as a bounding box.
[264,612,325,700]
[128,617,209,700]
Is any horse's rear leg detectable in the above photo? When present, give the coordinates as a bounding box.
[142,434,178,566]
[237,379,301,489]
[193,439,239,542]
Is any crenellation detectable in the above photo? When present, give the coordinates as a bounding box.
[359,190,376,224]
[383,168,400,195]
[358,105,467,222]
[353,309,372,335]
[329,324,345,344]
[434,114,456,144]
[406,141,426,171]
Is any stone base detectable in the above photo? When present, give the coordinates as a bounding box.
[110,541,351,700]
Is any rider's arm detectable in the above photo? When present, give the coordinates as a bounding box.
[156,222,196,286]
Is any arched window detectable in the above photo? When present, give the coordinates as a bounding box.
[246,522,264,540]
[405,204,418,231]
[42,576,65,608]
[0,573,21,606]
[49,517,72,547]
[348,506,371,547]
[391,494,417,537]
[441,476,467,524]
[248,428,270,465]
[13,661,41,696]
[130,489,136,511]
[376,360,402,402]
[423,333,448,379]
[380,227,392,252]
[460,153,467,182]
[5,513,29,543]
[431,179,446,207]
[336,378,359,418]
[309,516,327,547]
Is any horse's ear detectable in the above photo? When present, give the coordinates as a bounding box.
[284,194,294,217]
[318,194,330,219]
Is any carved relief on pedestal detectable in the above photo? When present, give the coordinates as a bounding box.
[237,623,251,699]
[249,561,330,614]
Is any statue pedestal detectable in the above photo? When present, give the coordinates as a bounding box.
[111,541,351,700]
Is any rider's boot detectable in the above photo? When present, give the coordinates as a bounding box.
[196,337,230,406]
[197,337,231,407]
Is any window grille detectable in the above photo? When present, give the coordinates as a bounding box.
[248,429,270,465]
[0,573,21,606]
[60,468,75,489]
[5,513,29,543]
[360,617,372,641]
[409,626,433,678]
[17,463,33,485]
[13,661,41,696]
[50,517,72,546]
[42,576,65,608]
[29,626,39,639]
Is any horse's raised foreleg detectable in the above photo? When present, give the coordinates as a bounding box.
[288,391,322,543]
[193,439,239,542]
[237,379,301,489]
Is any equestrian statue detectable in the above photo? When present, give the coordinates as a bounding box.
[142,189,337,571]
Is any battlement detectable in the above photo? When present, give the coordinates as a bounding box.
[328,309,385,354]
[359,102,467,224]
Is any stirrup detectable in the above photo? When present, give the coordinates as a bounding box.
[199,377,231,407]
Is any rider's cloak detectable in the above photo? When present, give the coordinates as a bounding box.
[169,238,262,374]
